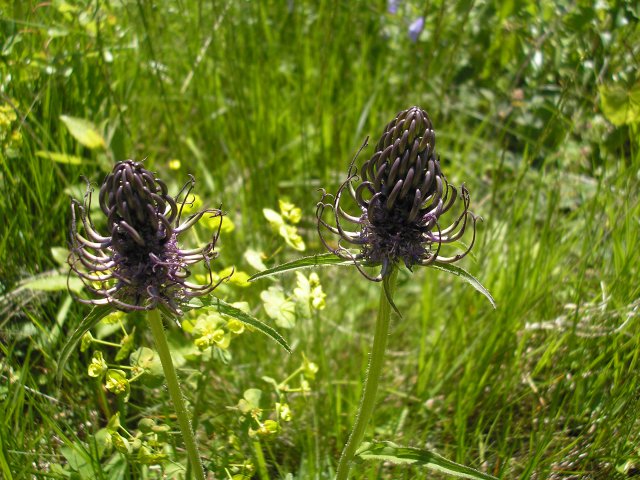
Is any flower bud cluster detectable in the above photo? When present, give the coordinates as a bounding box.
[69,160,225,315]
[317,106,479,280]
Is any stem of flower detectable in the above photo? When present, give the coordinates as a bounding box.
[278,365,305,390]
[335,267,399,480]
[147,309,205,480]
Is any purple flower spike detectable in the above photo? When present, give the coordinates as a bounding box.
[388,0,400,14]
[408,17,425,42]
[69,160,225,316]
[316,107,479,282]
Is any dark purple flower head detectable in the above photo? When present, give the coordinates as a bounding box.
[317,106,479,281]
[69,160,224,315]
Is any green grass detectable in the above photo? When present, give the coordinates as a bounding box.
[1,0,640,478]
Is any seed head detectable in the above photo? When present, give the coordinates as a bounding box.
[69,160,225,315]
[317,106,479,281]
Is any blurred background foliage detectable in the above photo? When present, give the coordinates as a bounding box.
[1,0,639,478]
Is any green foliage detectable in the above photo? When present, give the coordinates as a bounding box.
[186,296,292,353]
[599,82,640,126]
[1,0,639,478]
[17,271,83,293]
[57,305,114,384]
[260,286,297,329]
[356,441,497,480]
[59,115,106,150]
[263,201,306,251]
[429,263,496,309]
[249,252,354,281]
[129,347,163,382]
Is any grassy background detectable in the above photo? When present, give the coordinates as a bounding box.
[1,0,639,478]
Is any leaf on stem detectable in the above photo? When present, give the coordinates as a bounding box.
[248,253,354,281]
[57,305,115,385]
[383,272,402,318]
[429,262,496,308]
[186,297,291,353]
[356,441,498,480]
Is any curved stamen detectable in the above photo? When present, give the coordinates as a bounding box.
[116,221,145,246]
[76,249,114,265]
[407,189,422,223]
[437,194,470,237]
[337,204,362,224]
[399,167,415,199]
[387,180,403,209]
[77,214,111,243]
[334,198,365,243]
[355,182,375,208]
[318,216,364,243]
[386,155,402,188]
[158,214,175,240]
[174,209,219,234]
[432,215,478,263]
[435,210,470,241]
[373,162,387,192]
[439,183,458,215]
[419,219,442,266]
[340,247,383,282]
[73,231,111,250]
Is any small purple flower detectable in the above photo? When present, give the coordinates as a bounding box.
[387,0,400,14]
[69,160,225,316]
[408,17,425,42]
[316,107,479,281]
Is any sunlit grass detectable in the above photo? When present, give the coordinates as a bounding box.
[1,0,639,478]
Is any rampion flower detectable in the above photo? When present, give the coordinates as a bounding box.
[317,106,479,281]
[69,160,224,315]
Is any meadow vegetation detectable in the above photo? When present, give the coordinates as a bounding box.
[1,1,639,478]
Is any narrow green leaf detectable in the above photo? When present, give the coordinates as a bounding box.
[189,297,291,353]
[184,136,216,192]
[22,273,84,293]
[356,441,498,480]
[383,271,402,318]
[248,253,353,281]
[36,150,85,165]
[57,305,115,384]
[51,247,70,267]
[60,115,106,149]
[429,262,496,308]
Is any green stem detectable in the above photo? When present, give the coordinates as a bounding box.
[147,309,205,480]
[278,366,304,390]
[335,268,399,480]
[253,440,269,480]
